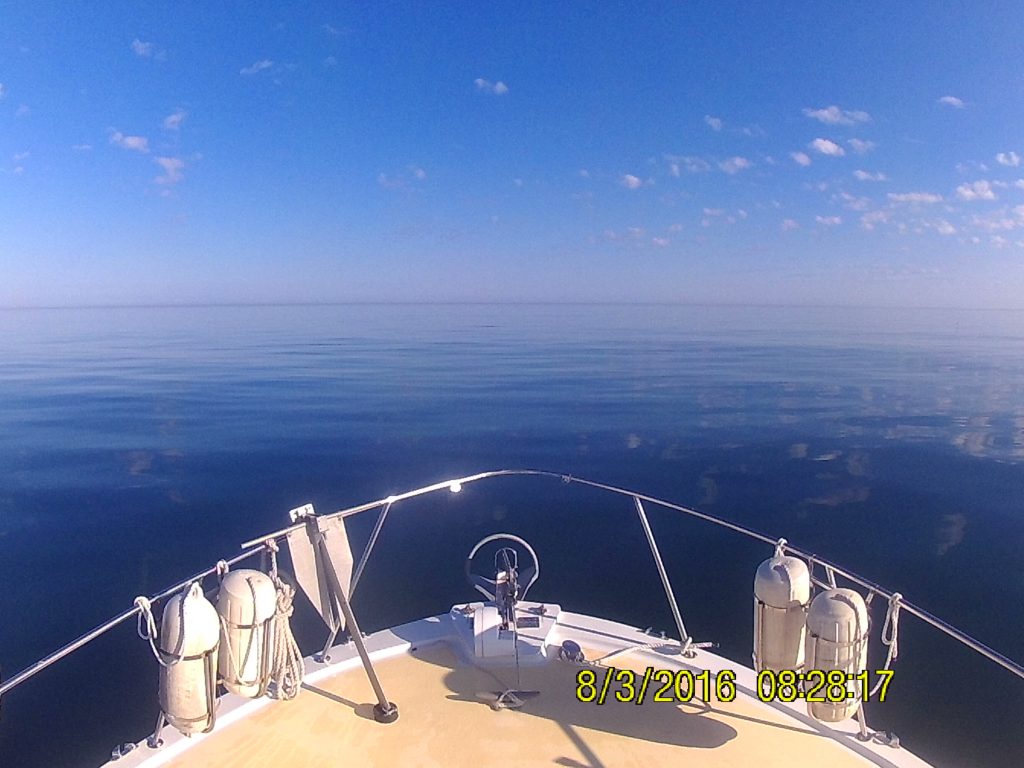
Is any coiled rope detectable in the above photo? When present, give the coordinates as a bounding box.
[266,539,304,700]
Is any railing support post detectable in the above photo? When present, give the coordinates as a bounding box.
[634,496,693,655]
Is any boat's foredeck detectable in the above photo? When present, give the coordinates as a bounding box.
[109,609,930,768]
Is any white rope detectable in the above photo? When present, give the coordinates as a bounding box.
[870,592,902,698]
[592,638,671,665]
[265,539,304,700]
[134,595,182,668]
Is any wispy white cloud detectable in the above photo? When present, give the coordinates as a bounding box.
[848,138,875,154]
[704,115,723,131]
[790,151,812,167]
[109,130,149,153]
[934,219,957,236]
[835,192,871,211]
[154,156,184,185]
[853,169,887,181]
[665,155,710,175]
[969,205,1024,233]
[322,24,344,36]
[131,39,166,60]
[72,143,93,151]
[323,55,337,67]
[816,215,842,227]
[651,237,670,247]
[888,191,943,204]
[860,210,891,231]
[240,59,274,76]
[474,78,508,95]
[0,82,6,99]
[719,156,750,174]
[996,151,1021,167]
[13,151,29,162]
[620,174,644,190]
[578,169,590,178]
[599,227,651,243]
[803,105,871,125]
[162,110,187,131]
[701,208,724,227]
[956,161,989,175]
[810,138,844,156]
[781,218,800,231]
[956,180,996,201]
[377,166,428,190]
[937,95,965,109]
[15,104,30,118]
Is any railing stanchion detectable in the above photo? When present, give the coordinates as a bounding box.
[634,496,693,655]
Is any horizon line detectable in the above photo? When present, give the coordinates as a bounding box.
[2,299,1024,312]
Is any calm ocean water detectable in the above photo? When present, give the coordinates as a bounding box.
[1,304,1022,767]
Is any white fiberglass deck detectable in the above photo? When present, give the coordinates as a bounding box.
[106,609,933,768]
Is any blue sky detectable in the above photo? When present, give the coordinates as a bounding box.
[2,2,1024,307]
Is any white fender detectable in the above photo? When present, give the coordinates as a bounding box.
[753,555,810,672]
[217,569,277,698]
[805,588,869,722]
[159,582,220,735]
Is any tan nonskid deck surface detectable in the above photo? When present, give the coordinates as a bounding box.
[165,642,875,768]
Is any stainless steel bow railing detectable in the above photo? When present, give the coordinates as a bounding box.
[3,468,1023,703]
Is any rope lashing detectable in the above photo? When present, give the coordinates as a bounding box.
[217,577,263,689]
[134,595,184,668]
[774,538,787,558]
[266,539,280,579]
[264,539,304,700]
[881,592,902,660]
[870,592,902,698]
[215,560,230,581]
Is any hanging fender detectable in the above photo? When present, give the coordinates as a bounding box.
[217,569,277,698]
[805,588,869,723]
[158,582,220,736]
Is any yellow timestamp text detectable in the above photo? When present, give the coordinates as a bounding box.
[575,667,737,705]
[756,669,894,703]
